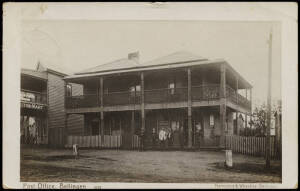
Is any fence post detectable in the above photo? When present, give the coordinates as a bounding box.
[233,136,235,152]
[244,137,246,154]
[234,136,236,153]
[248,137,251,155]
[245,137,247,154]
[249,137,251,155]
[253,137,255,156]
[238,136,240,153]
[254,137,257,156]
[241,136,243,154]
[251,137,253,155]
[242,136,244,154]
[244,136,246,154]
[247,137,249,154]
[236,136,241,153]
[263,137,265,158]
[260,137,263,157]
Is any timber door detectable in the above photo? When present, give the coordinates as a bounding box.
[122,131,132,149]
[170,121,181,148]
[91,121,99,135]
[193,115,204,148]
[202,114,219,147]
[117,114,132,149]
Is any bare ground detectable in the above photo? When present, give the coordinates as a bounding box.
[20,147,281,183]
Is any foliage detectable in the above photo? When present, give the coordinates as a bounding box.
[243,100,281,137]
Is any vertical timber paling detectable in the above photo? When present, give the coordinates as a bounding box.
[187,68,192,148]
[141,72,145,150]
[100,77,104,146]
[64,81,68,147]
[115,117,122,147]
[245,89,248,135]
[245,88,249,135]
[245,113,248,135]
[131,110,135,148]
[236,76,239,135]
[220,63,226,148]
[250,88,253,128]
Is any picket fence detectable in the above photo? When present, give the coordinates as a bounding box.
[65,134,280,159]
[66,135,141,149]
[132,134,141,149]
[224,135,280,159]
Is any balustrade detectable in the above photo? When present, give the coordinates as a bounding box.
[191,84,220,101]
[145,87,188,104]
[66,94,98,108]
[103,91,141,106]
[65,84,251,109]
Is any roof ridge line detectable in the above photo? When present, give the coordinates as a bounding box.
[76,58,208,75]
[74,57,129,75]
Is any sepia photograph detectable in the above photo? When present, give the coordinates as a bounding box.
[3,2,298,189]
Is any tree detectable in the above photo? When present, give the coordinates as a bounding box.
[250,100,282,137]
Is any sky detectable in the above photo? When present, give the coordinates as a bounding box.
[21,20,281,106]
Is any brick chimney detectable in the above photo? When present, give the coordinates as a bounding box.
[128,51,139,63]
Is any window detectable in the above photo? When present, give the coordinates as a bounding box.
[66,84,72,97]
[129,85,141,97]
[135,85,141,92]
[169,82,175,95]
[130,86,135,97]
[209,114,214,127]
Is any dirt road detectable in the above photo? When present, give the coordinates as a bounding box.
[21,147,281,183]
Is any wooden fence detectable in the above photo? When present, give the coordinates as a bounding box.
[65,135,141,150]
[225,135,280,159]
[132,135,141,149]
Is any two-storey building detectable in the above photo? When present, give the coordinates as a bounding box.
[64,51,252,149]
[21,62,83,147]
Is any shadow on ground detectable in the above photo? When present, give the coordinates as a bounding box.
[20,148,282,183]
[211,161,281,177]
[21,154,117,162]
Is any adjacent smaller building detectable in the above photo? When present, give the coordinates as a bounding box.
[20,62,83,147]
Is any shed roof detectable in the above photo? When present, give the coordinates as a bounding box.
[21,68,48,80]
[21,62,68,80]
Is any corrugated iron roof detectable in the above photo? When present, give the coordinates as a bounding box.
[75,58,139,75]
[65,59,224,81]
[75,51,207,75]
[140,51,207,67]
[65,50,252,88]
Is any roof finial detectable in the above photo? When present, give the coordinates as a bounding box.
[36,60,46,72]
